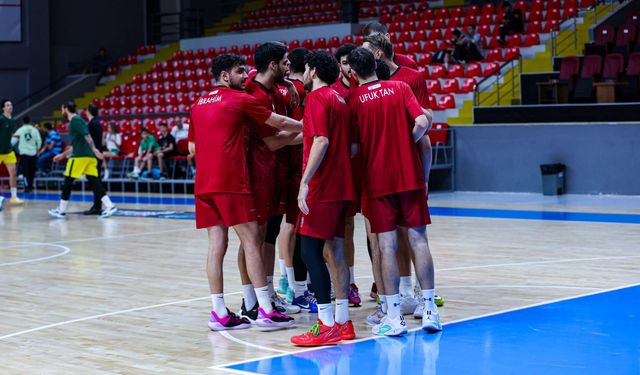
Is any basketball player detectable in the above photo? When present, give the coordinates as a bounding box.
[347,47,441,335]
[363,33,444,317]
[362,22,419,70]
[190,54,300,330]
[290,51,355,346]
[238,42,302,319]
[0,99,25,210]
[48,102,118,219]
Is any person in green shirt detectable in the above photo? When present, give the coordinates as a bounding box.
[11,115,42,193]
[128,127,160,179]
[47,101,118,219]
[0,98,24,211]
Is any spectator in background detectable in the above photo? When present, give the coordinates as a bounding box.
[499,1,524,44]
[466,24,484,60]
[155,123,176,179]
[11,115,41,193]
[170,116,189,141]
[37,122,62,174]
[91,47,111,76]
[102,122,121,179]
[128,127,160,179]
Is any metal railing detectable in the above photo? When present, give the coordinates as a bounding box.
[474,57,523,107]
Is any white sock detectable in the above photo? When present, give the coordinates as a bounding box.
[293,281,307,298]
[386,294,401,319]
[133,166,140,174]
[306,273,311,285]
[349,267,355,284]
[278,259,287,278]
[101,195,114,209]
[335,299,349,324]
[59,200,69,212]
[318,303,335,326]
[286,267,296,289]
[422,289,436,309]
[211,294,227,318]
[255,285,272,314]
[242,284,257,309]
[380,295,388,313]
[266,276,275,297]
[400,276,413,297]
[10,187,17,199]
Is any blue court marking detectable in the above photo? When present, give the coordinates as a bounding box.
[4,193,640,224]
[225,284,640,375]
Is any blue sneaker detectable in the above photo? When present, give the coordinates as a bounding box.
[277,275,289,295]
[292,291,318,313]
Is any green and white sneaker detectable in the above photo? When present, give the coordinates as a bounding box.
[286,288,295,304]
[277,275,289,295]
[372,315,408,336]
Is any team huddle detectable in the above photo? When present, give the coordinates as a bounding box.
[190,26,441,347]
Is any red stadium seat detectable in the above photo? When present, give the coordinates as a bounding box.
[460,78,477,93]
[543,19,560,32]
[428,94,438,109]
[523,33,541,46]
[602,53,625,80]
[507,34,522,47]
[328,36,341,48]
[428,123,448,145]
[484,62,501,76]
[466,62,483,77]
[341,35,354,45]
[485,48,503,61]
[447,64,465,78]
[437,94,455,110]
[430,64,447,78]
[314,37,327,49]
[504,47,520,60]
[442,78,460,93]
[417,53,433,66]
[426,80,443,94]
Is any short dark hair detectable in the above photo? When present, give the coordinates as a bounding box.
[376,60,391,80]
[254,41,287,74]
[347,47,377,79]
[211,54,246,81]
[1,99,10,108]
[335,43,357,62]
[141,127,149,134]
[364,33,394,59]
[88,104,99,117]
[362,22,387,36]
[304,50,340,85]
[159,122,168,127]
[44,122,53,131]
[289,48,310,74]
[22,115,31,124]
[64,101,77,113]
[453,29,462,38]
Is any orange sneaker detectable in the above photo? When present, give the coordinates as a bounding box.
[338,320,356,340]
[290,320,342,347]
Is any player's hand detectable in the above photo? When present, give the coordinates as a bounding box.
[93,148,104,160]
[53,154,64,162]
[298,183,310,215]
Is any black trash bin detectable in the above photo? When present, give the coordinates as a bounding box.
[540,163,566,195]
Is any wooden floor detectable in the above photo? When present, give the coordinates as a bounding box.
[1,193,640,374]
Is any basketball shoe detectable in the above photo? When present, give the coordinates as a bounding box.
[48,208,66,218]
[422,305,442,332]
[290,320,342,346]
[348,283,361,307]
[9,197,25,205]
[208,309,251,331]
[337,320,356,340]
[239,299,259,323]
[256,307,295,328]
[366,304,386,326]
[100,206,118,218]
[272,292,301,314]
[277,275,289,295]
[292,291,318,313]
[0,196,5,211]
[372,315,408,337]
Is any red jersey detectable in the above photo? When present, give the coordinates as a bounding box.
[394,53,419,70]
[330,79,351,100]
[287,78,306,180]
[302,86,354,203]
[349,80,425,199]
[189,86,271,195]
[288,79,306,120]
[389,66,430,108]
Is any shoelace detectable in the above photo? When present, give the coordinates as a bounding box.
[308,322,322,337]
[305,293,317,304]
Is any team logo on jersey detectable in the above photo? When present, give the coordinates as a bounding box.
[208,90,219,96]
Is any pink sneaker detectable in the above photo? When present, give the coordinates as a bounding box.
[208,309,251,331]
[349,283,361,307]
[256,306,295,328]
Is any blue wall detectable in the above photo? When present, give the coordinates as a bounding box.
[453,123,640,195]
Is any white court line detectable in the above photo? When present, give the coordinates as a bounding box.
[210,281,640,373]
[219,331,288,354]
[0,242,71,267]
[437,254,640,272]
[0,292,239,341]
[3,252,640,342]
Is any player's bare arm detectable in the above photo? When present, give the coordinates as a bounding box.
[298,135,329,215]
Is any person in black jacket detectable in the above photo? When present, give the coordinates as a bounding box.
[84,104,104,215]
